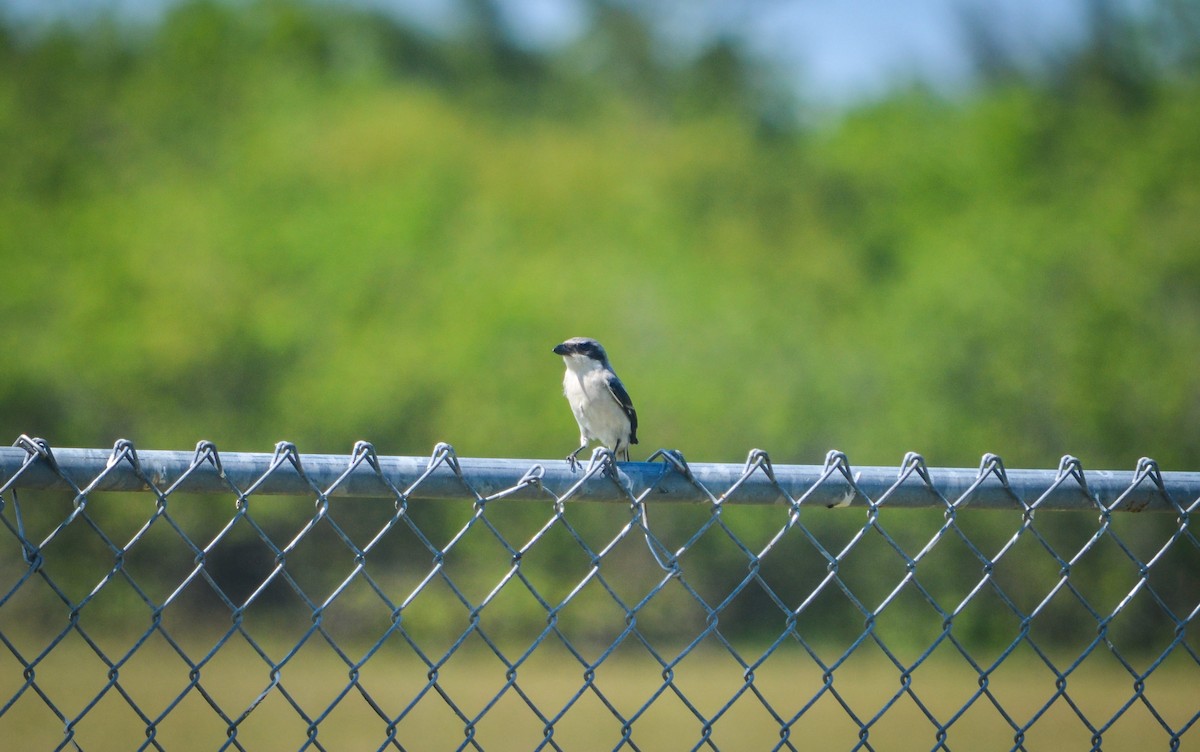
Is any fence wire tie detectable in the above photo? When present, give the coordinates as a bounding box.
[896,451,937,505]
[351,440,377,468]
[1043,454,1104,515]
[237,441,307,505]
[106,438,140,474]
[184,441,249,510]
[648,448,729,513]
[583,446,615,479]
[1056,454,1089,493]
[960,452,1020,511]
[428,442,490,505]
[743,448,777,483]
[271,440,302,475]
[977,452,1010,487]
[3,437,56,521]
[5,436,58,565]
[14,434,57,473]
[192,440,225,479]
[320,441,380,500]
[482,464,546,505]
[900,451,933,487]
[646,448,692,481]
[517,464,545,490]
[1110,457,1170,514]
[6,435,93,555]
[112,437,180,499]
[427,442,461,476]
[871,451,945,514]
[350,440,385,486]
[274,443,329,512]
[349,441,405,503]
[822,450,863,508]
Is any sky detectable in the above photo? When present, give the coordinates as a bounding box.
[0,0,1122,105]
[371,0,1105,104]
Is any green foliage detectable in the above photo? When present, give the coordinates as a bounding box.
[1,0,1198,649]
[3,0,1197,467]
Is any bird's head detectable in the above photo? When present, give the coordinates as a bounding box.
[554,337,609,369]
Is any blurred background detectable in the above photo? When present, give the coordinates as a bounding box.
[1,0,1198,469]
[2,2,1199,745]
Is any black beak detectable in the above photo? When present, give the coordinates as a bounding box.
[553,343,571,356]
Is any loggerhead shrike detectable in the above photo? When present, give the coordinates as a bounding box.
[553,337,638,468]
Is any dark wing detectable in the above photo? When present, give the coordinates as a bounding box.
[605,373,639,444]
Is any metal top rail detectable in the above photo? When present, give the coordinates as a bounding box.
[1,438,1195,512]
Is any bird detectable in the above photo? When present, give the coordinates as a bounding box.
[553,337,638,469]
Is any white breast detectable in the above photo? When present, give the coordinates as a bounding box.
[562,361,631,452]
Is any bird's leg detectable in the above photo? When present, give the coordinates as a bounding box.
[566,442,588,471]
[614,439,629,463]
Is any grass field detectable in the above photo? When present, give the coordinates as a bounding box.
[2,627,1195,750]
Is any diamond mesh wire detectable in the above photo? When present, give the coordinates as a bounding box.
[0,437,1197,751]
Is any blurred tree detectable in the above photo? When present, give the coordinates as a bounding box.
[0,0,1197,646]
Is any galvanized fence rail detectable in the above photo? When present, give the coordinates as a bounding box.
[0,437,1197,751]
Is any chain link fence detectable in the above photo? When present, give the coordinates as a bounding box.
[1,437,1197,750]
